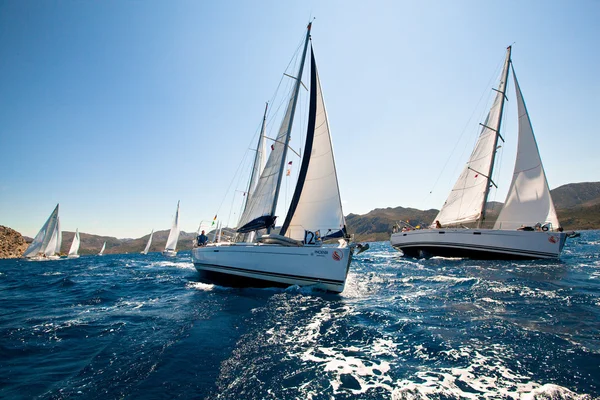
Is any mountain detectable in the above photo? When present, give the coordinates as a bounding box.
[550,182,600,209]
[3,183,598,256]
[0,226,28,258]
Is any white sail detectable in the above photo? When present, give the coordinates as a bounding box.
[98,241,106,256]
[237,87,299,232]
[45,222,59,257]
[281,49,346,241]
[494,68,559,230]
[23,204,59,258]
[68,229,80,256]
[435,49,511,227]
[142,229,154,254]
[249,104,268,200]
[55,217,62,255]
[165,201,180,251]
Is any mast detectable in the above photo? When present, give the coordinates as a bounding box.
[478,45,511,227]
[267,22,312,233]
[242,102,268,215]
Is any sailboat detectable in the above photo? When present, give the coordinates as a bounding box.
[391,46,567,259]
[98,241,106,256]
[192,23,356,293]
[162,201,180,257]
[141,229,154,255]
[67,229,81,258]
[22,204,61,261]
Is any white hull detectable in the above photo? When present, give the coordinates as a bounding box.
[191,243,352,293]
[391,228,567,259]
[67,254,80,259]
[162,250,177,257]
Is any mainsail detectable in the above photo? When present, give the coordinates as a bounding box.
[142,229,154,255]
[68,229,80,256]
[237,24,312,233]
[165,201,180,251]
[280,47,346,241]
[494,67,559,230]
[23,204,60,258]
[435,47,512,227]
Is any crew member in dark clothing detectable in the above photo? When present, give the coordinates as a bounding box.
[197,230,208,246]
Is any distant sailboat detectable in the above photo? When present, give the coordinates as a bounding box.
[98,241,106,256]
[141,229,154,255]
[163,201,180,257]
[23,204,61,261]
[67,229,81,259]
[391,46,566,259]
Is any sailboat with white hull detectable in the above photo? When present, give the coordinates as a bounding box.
[163,201,180,257]
[192,23,356,293]
[22,204,62,261]
[391,46,566,260]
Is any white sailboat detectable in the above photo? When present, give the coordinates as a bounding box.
[162,201,180,257]
[391,46,567,259]
[67,229,81,259]
[192,23,356,293]
[98,241,106,256]
[141,229,154,255]
[22,204,61,261]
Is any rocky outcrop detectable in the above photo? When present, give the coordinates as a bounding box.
[0,226,29,259]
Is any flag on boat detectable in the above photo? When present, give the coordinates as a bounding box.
[212,215,217,226]
[286,161,292,176]
[271,144,275,151]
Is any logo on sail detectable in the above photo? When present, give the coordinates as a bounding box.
[332,250,343,261]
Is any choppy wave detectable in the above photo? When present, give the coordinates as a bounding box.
[1,234,599,399]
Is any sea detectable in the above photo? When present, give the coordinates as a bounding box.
[1,232,598,399]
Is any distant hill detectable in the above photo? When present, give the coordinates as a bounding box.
[347,182,600,241]
[551,182,600,209]
[3,182,598,256]
[0,226,28,258]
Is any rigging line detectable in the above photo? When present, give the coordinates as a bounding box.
[213,110,271,218]
[423,54,507,205]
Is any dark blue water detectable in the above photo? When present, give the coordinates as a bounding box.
[1,232,598,399]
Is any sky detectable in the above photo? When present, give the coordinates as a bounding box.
[1,0,598,239]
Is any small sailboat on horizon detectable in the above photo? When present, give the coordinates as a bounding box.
[162,201,180,257]
[22,204,62,261]
[391,46,566,260]
[67,229,81,259]
[98,241,106,256]
[141,229,154,255]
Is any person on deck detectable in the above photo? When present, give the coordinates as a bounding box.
[197,230,208,246]
[434,220,442,229]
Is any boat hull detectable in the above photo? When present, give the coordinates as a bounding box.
[191,243,352,293]
[390,228,567,260]
[162,250,177,257]
[67,255,80,259]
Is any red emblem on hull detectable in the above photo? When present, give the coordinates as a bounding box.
[332,250,342,261]
[548,236,558,244]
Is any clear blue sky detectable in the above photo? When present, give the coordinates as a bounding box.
[1,1,598,238]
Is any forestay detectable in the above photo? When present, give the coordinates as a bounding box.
[237,26,311,233]
[280,48,346,241]
[494,68,559,230]
[434,49,511,227]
